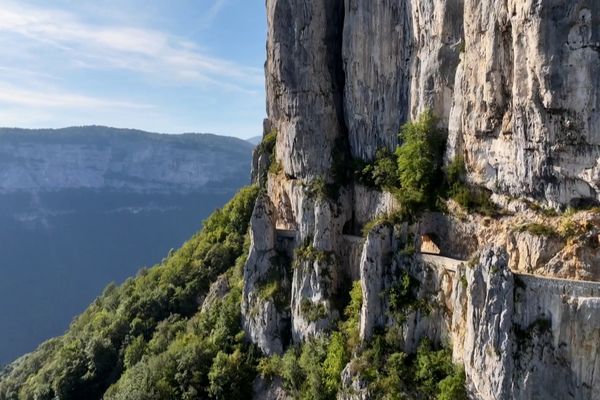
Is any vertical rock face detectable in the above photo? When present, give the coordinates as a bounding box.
[242,195,290,355]
[265,0,345,179]
[510,275,600,400]
[342,0,411,160]
[247,1,600,398]
[461,248,514,399]
[450,1,600,205]
[409,0,464,123]
[359,224,395,341]
[419,247,600,400]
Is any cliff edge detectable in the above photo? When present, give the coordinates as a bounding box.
[245,1,600,399]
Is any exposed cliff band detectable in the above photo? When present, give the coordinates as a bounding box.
[244,1,600,399]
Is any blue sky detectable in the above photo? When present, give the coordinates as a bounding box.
[0,0,266,139]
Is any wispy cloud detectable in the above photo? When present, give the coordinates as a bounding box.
[0,82,152,110]
[0,1,263,92]
[201,0,229,28]
[0,0,265,137]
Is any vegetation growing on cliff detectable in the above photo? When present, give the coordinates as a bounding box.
[257,129,279,182]
[353,148,401,192]
[0,186,260,400]
[0,177,467,400]
[355,112,497,234]
[516,222,560,238]
[445,155,496,216]
[256,252,291,310]
[260,279,466,400]
[396,110,446,213]
[0,115,473,399]
[352,111,444,214]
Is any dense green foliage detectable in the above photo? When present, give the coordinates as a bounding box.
[259,280,465,400]
[354,148,401,191]
[1,115,475,399]
[395,110,446,213]
[0,186,259,400]
[353,113,497,231]
[258,282,363,400]
[348,335,466,400]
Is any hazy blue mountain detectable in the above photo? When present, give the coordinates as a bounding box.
[0,126,253,365]
[246,135,262,145]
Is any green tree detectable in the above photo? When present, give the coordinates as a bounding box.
[396,110,445,213]
[0,186,259,400]
[208,349,254,400]
[124,336,146,369]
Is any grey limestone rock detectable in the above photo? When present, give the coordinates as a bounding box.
[244,2,600,398]
[242,195,290,355]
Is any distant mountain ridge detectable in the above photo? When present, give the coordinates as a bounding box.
[245,135,262,145]
[0,126,252,365]
[0,126,254,193]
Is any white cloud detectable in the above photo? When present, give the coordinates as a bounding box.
[0,1,265,137]
[0,1,263,91]
[0,82,152,110]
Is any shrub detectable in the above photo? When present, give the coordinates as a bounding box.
[558,217,581,239]
[438,368,467,400]
[361,212,403,237]
[414,339,457,398]
[268,159,282,175]
[445,156,497,215]
[257,130,277,157]
[322,332,347,394]
[294,243,335,269]
[300,299,328,322]
[396,110,445,213]
[257,354,283,380]
[306,175,345,202]
[256,253,291,309]
[257,280,281,302]
[516,223,559,238]
[306,177,328,199]
[298,338,332,400]
[268,338,336,400]
[399,242,416,256]
[123,336,146,369]
[281,348,303,394]
[371,351,409,398]
[385,272,424,320]
[207,349,255,400]
[446,155,466,188]
[354,148,400,191]
[372,149,401,189]
[340,281,362,351]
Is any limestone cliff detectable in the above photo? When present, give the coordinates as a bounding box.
[0,126,252,193]
[244,1,600,399]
